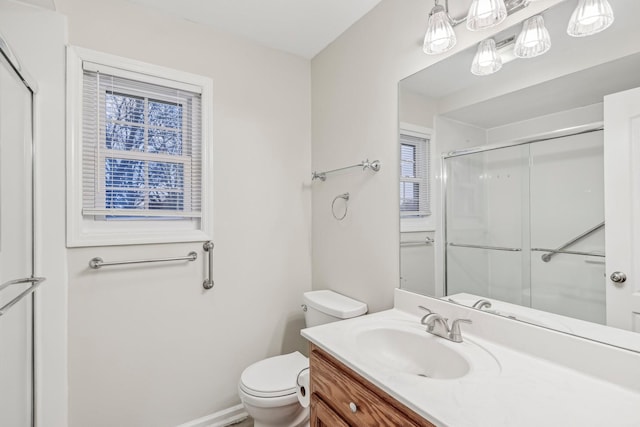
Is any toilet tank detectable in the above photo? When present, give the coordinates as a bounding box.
[302,290,367,327]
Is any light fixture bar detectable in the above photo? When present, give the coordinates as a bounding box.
[495,35,516,50]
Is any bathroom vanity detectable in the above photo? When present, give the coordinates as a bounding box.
[302,289,640,427]
[310,344,434,426]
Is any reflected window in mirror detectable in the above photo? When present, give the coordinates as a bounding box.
[399,125,433,232]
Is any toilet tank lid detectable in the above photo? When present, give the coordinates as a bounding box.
[303,290,367,319]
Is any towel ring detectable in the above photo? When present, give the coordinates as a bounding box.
[331,192,350,221]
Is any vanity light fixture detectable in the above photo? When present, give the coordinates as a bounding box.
[471,38,503,76]
[423,0,616,60]
[424,0,615,76]
[423,1,457,54]
[422,0,527,56]
[514,15,551,58]
[567,0,615,37]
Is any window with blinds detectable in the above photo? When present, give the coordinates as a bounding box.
[82,63,202,219]
[400,132,430,217]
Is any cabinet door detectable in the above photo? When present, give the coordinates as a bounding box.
[311,396,349,427]
[311,349,422,426]
[310,345,435,427]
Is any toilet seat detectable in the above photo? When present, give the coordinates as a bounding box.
[238,387,300,409]
[239,351,308,399]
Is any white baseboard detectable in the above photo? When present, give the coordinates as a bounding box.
[176,404,249,427]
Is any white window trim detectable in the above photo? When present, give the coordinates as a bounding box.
[66,46,213,247]
[400,122,434,233]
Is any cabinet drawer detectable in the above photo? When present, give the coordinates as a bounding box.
[311,395,349,427]
[311,349,421,426]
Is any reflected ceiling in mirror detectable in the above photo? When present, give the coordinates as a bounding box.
[398,0,640,352]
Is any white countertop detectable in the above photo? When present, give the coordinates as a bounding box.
[302,306,640,427]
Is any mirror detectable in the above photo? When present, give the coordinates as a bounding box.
[399,0,640,352]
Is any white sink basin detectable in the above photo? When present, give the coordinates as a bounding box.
[356,328,470,379]
[350,321,500,381]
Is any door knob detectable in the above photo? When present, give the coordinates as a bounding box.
[610,271,627,284]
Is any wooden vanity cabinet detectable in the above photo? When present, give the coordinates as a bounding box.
[309,344,435,427]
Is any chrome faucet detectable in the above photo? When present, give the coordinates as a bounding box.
[472,299,492,310]
[421,313,451,337]
[418,307,472,343]
[449,318,472,342]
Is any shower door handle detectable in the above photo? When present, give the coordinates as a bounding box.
[610,271,627,285]
[0,277,46,316]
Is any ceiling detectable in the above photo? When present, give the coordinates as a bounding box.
[125,0,383,59]
[446,52,640,128]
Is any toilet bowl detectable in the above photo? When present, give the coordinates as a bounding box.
[238,290,367,427]
[238,351,309,427]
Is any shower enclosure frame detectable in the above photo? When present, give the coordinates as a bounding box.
[0,32,39,427]
[440,122,604,298]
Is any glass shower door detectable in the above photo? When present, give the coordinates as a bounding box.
[445,144,530,305]
[0,53,35,426]
[529,130,605,324]
[444,129,606,324]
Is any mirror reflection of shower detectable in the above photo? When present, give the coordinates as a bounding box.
[444,127,605,324]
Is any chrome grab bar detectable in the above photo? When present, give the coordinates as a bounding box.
[0,277,46,316]
[401,236,435,246]
[540,221,605,262]
[203,241,214,290]
[448,243,522,252]
[89,252,198,269]
[532,248,605,258]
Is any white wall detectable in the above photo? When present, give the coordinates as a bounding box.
[400,231,435,295]
[487,103,604,143]
[54,0,312,425]
[398,89,436,296]
[399,89,436,129]
[310,0,564,312]
[0,2,68,426]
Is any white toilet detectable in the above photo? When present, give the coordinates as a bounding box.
[238,290,367,427]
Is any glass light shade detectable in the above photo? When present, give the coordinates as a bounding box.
[567,0,614,37]
[423,5,457,55]
[471,39,502,76]
[466,0,508,31]
[514,15,551,58]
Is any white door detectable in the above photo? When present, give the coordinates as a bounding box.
[604,86,640,331]
[0,54,37,426]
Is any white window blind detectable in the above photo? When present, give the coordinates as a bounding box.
[400,132,430,217]
[82,66,202,219]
